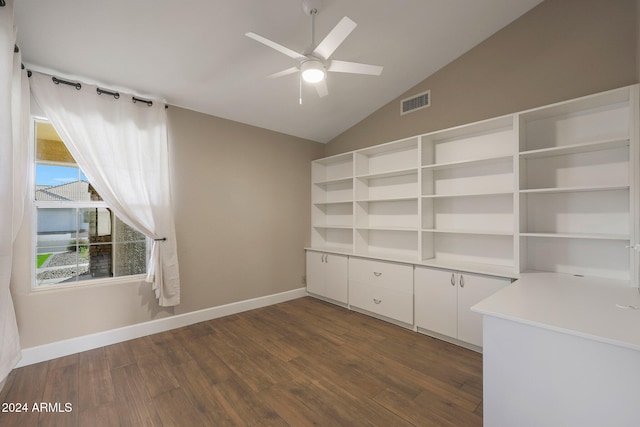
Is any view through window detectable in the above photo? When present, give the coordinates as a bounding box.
[34,121,148,287]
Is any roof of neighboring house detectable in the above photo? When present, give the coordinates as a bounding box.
[35,180,92,202]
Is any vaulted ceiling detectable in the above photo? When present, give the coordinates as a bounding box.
[14,0,543,143]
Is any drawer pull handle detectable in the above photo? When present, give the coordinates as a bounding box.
[450,273,455,286]
[373,298,382,304]
[373,272,382,277]
[460,275,465,288]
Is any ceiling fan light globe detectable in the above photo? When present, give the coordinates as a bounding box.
[301,61,325,83]
[302,69,325,83]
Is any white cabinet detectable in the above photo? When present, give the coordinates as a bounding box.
[306,251,348,304]
[414,266,509,347]
[348,257,414,325]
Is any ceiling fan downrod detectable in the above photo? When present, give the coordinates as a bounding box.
[303,0,322,51]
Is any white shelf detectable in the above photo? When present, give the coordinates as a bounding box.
[422,191,512,199]
[518,87,631,123]
[422,155,513,171]
[422,115,514,166]
[311,227,353,253]
[355,226,419,262]
[423,229,513,236]
[312,175,353,206]
[520,232,630,241]
[355,137,419,177]
[519,137,629,159]
[520,185,629,194]
[519,238,631,281]
[313,177,353,186]
[356,196,418,203]
[422,231,515,275]
[356,167,418,181]
[312,153,353,184]
[313,225,353,230]
[519,88,631,153]
[423,159,513,197]
[313,200,353,206]
[356,226,418,232]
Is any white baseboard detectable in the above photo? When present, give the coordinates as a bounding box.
[17,287,307,367]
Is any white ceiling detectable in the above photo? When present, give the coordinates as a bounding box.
[14,0,543,143]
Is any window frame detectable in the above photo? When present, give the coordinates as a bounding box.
[31,117,148,291]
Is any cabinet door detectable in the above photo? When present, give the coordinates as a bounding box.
[414,267,457,338]
[324,254,348,304]
[457,273,509,347]
[306,251,326,296]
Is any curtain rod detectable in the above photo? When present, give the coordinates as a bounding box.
[52,76,82,90]
[97,87,120,99]
[48,75,169,108]
[14,44,32,77]
[12,45,168,109]
[21,64,32,77]
[132,96,153,107]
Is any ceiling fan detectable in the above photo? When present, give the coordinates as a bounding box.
[245,0,383,101]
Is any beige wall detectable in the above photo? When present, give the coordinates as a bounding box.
[326,0,639,155]
[168,107,324,314]
[11,216,174,348]
[10,108,323,348]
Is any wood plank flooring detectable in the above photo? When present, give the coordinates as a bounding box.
[0,297,483,426]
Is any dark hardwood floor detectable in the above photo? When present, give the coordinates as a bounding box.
[0,297,483,426]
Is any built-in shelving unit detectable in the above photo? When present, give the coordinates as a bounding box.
[518,86,637,282]
[354,137,420,261]
[420,115,516,276]
[308,84,639,285]
[311,153,354,252]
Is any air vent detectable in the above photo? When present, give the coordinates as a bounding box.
[400,90,430,115]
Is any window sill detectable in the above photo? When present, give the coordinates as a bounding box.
[31,274,147,293]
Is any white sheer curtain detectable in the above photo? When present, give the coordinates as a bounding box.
[1,0,30,387]
[30,72,180,306]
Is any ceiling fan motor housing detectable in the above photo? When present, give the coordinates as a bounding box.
[302,0,323,15]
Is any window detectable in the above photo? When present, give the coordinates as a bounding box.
[34,120,147,287]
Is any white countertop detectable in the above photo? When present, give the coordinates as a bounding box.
[472,272,640,351]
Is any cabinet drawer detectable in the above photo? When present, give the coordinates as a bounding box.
[348,258,413,294]
[348,258,413,324]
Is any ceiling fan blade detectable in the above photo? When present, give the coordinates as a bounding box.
[328,60,383,76]
[314,79,329,98]
[313,16,357,60]
[267,67,299,79]
[245,32,306,60]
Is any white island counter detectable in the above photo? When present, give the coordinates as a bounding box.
[473,272,640,427]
